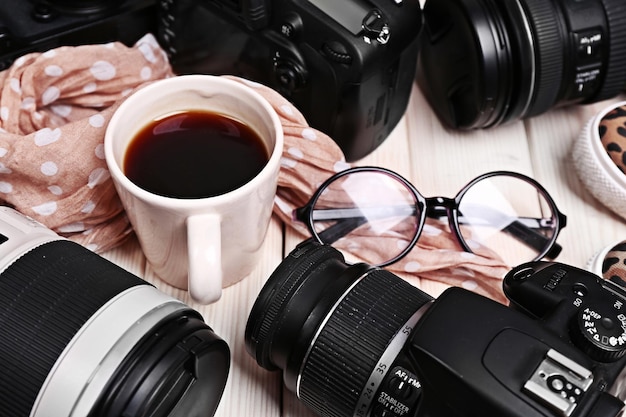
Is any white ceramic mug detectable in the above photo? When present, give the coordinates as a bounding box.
[105,75,283,304]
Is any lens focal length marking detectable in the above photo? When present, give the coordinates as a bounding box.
[295,267,434,417]
[354,302,432,417]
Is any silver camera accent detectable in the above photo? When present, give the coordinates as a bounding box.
[524,349,594,416]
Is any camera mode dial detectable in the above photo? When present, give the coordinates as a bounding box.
[572,302,626,362]
[273,56,306,95]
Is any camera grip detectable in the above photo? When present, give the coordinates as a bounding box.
[186,213,223,304]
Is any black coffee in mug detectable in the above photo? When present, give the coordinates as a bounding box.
[124,110,269,199]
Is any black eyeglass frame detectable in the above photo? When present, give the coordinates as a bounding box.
[294,166,567,267]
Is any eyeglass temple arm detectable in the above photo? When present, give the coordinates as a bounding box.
[316,215,370,244]
[506,219,562,260]
[296,205,418,245]
[427,207,564,260]
[294,206,370,245]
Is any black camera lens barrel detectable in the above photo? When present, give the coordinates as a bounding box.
[0,239,229,417]
[0,240,146,416]
[593,0,626,102]
[298,268,432,417]
[419,0,626,129]
[246,243,347,372]
[245,242,434,417]
[512,0,562,120]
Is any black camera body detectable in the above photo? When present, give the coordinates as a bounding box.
[0,0,157,70]
[245,242,626,417]
[410,261,626,417]
[157,0,422,161]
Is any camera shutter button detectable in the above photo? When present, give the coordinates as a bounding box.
[572,303,626,362]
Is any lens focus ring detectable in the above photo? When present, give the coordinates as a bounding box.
[0,241,145,416]
[593,0,626,102]
[298,269,433,417]
[522,0,563,118]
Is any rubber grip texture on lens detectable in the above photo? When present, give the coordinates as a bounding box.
[298,269,433,417]
[523,0,563,118]
[593,0,626,101]
[0,240,145,417]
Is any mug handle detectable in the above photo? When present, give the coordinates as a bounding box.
[186,213,223,304]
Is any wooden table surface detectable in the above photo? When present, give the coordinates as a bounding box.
[102,80,626,417]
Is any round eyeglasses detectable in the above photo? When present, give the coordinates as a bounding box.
[294,166,567,267]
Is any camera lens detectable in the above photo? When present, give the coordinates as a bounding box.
[245,241,433,417]
[0,239,229,417]
[418,0,626,129]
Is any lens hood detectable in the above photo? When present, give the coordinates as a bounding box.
[92,312,229,417]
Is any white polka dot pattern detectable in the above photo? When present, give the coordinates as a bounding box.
[0,34,172,251]
[0,39,509,301]
[90,61,117,81]
[40,161,58,176]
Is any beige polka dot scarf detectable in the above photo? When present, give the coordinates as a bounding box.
[0,35,509,302]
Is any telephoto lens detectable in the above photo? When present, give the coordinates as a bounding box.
[418,0,626,129]
[0,206,230,417]
[245,240,434,417]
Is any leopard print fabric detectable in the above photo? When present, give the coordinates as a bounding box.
[602,240,626,282]
[599,105,626,174]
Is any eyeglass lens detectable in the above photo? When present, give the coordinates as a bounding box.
[308,170,420,266]
[307,170,559,267]
[455,175,558,266]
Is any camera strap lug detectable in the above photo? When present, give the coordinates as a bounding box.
[362,9,390,44]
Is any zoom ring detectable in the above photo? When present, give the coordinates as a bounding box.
[523,0,563,117]
[0,241,144,416]
[298,269,433,417]
[593,0,626,101]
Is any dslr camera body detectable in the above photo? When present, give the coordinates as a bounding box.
[157,0,422,161]
[0,0,157,70]
[246,242,626,417]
